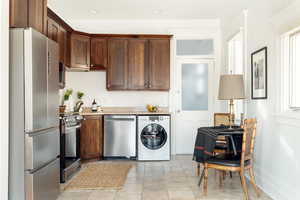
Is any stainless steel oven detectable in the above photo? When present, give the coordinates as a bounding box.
[65,124,80,157]
[60,113,82,183]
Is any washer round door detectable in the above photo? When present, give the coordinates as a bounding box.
[140,123,168,150]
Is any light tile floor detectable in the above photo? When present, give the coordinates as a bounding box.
[57,155,272,200]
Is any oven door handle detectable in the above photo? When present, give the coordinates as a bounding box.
[65,125,81,132]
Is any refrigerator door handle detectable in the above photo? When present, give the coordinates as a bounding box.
[26,126,59,136]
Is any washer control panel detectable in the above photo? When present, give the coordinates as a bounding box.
[139,115,170,122]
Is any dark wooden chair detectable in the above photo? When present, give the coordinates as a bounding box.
[203,118,260,200]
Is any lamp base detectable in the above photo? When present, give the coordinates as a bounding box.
[229,99,234,128]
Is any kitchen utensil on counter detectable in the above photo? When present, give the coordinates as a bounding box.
[74,101,84,112]
[92,99,98,112]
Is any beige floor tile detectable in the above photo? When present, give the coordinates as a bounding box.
[120,183,143,194]
[142,191,169,200]
[87,190,116,200]
[57,155,272,200]
[58,191,92,200]
[115,191,142,200]
[168,189,195,200]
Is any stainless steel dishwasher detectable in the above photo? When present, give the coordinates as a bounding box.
[104,115,136,159]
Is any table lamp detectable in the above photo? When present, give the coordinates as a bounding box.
[218,75,245,128]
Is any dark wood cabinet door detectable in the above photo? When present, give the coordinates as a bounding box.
[148,39,170,91]
[10,0,47,34]
[28,0,47,34]
[90,38,108,71]
[65,31,71,67]
[10,0,28,28]
[80,115,103,160]
[107,39,128,90]
[47,17,59,42]
[128,39,148,90]
[58,27,67,63]
[70,34,90,69]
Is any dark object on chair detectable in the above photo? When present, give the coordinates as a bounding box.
[203,118,260,200]
[196,113,234,176]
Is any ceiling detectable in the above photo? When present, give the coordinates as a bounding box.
[48,0,294,21]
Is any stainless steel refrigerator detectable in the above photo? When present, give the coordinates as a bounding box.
[9,28,60,200]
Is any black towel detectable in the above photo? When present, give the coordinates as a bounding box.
[193,126,244,163]
[193,127,218,163]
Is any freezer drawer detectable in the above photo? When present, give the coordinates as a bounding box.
[25,158,60,200]
[25,127,59,170]
[104,115,136,158]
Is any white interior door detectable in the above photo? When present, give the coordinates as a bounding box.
[174,59,214,154]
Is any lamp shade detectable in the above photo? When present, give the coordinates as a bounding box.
[218,74,245,100]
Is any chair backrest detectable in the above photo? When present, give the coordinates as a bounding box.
[240,118,257,167]
[214,113,234,126]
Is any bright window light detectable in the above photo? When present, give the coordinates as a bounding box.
[227,31,244,118]
[289,31,300,108]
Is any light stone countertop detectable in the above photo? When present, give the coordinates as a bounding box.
[80,107,171,116]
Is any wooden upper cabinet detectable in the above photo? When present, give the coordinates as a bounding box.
[58,27,67,63]
[65,31,71,67]
[47,17,59,42]
[28,0,47,34]
[128,39,148,90]
[90,38,108,71]
[70,34,90,69]
[10,0,47,34]
[107,39,128,90]
[80,115,103,160]
[148,39,170,91]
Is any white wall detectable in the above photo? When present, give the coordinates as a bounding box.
[65,71,169,107]
[221,1,300,199]
[0,0,9,199]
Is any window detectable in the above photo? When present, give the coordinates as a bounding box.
[176,39,214,56]
[227,32,244,119]
[281,27,300,111]
[228,32,243,74]
[289,31,300,108]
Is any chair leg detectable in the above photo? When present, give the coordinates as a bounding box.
[203,163,208,196]
[219,170,223,188]
[222,171,226,180]
[240,171,249,200]
[249,167,260,197]
[196,163,200,176]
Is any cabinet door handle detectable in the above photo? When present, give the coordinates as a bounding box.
[90,64,94,67]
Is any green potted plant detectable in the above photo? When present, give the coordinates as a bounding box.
[60,89,73,113]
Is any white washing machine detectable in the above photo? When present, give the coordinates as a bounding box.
[137,115,170,161]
